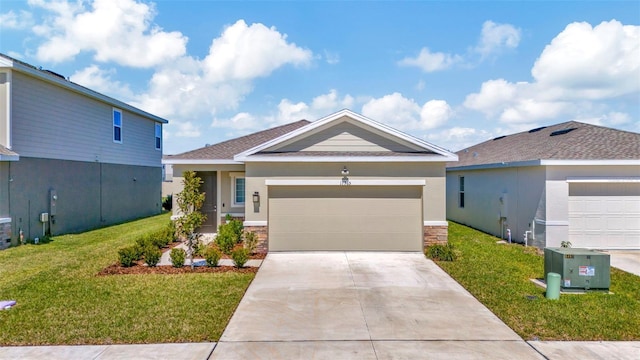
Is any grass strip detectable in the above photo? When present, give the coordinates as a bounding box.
[0,214,254,345]
[436,222,640,340]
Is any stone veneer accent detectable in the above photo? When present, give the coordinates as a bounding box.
[220,215,245,225]
[243,226,268,254]
[0,220,12,250]
[423,225,448,248]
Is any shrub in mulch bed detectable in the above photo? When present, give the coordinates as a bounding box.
[98,263,258,276]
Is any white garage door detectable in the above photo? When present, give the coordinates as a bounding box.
[568,183,640,249]
[268,186,422,251]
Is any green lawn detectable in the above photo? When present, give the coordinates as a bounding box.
[437,222,640,340]
[0,214,254,345]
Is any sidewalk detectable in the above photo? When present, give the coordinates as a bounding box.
[0,343,215,360]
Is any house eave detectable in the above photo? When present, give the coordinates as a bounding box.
[162,159,244,165]
[238,154,458,163]
[0,154,19,161]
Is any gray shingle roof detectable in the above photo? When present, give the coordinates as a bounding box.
[450,121,640,167]
[166,120,310,160]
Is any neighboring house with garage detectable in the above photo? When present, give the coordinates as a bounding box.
[163,109,457,253]
[446,121,640,250]
[0,53,167,248]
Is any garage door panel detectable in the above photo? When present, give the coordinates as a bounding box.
[568,183,640,249]
[269,186,422,251]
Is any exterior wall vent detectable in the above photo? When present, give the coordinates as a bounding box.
[528,126,547,133]
[550,128,576,136]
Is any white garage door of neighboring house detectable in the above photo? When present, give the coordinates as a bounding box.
[268,186,422,251]
[568,183,640,249]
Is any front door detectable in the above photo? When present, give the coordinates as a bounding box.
[197,171,217,233]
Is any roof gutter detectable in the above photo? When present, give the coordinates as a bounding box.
[162,159,243,165]
[447,159,640,171]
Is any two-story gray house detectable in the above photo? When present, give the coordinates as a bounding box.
[0,54,168,248]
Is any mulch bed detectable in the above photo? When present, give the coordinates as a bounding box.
[98,263,258,276]
[97,242,266,276]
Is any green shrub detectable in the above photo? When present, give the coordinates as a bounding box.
[118,246,139,267]
[243,231,258,254]
[425,243,457,262]
[170,248,186,268]
[216,224,237,255]
[204,246,222,267]
[231,247,249,268]
[193,240,207,257]
[144,246,162,267]
[227,219,244,243]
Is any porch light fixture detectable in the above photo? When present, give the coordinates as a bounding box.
[252,191,260,203]
[341,166,349,176]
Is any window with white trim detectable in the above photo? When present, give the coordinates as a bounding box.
[113,108,122,143]
[230,173,245,207]
[155,123,161,150]
[458,176,465,208]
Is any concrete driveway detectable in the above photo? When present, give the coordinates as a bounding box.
[211,252,543,359]
[602,250,640,276]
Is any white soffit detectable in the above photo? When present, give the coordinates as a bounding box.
[265,179,426,186]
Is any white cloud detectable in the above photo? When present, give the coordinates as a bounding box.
[174,121,201,138]
[532,20,639,99]
[132,20,313,124]
[30,0,188,67]
[475,20,521,58]
[323,50,340,65]
[211,90,356,137]
[0,10,34,29]
[464,20,639,126]
[202,20,312,82]
[398,48,462,72]
[69,65,133,100]
[420,100,453,130]
[426,127,491,152]
[311,89,354,112]
[362,93,452,130]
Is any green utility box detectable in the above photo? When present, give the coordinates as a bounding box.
[544,247,610,291]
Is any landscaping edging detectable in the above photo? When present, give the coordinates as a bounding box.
[98,263,258,275]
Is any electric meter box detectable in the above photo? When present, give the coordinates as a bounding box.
[544,247,610,291]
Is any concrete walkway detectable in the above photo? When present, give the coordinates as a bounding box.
[211,252,543,359]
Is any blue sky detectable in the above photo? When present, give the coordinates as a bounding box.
[1,0,638,154]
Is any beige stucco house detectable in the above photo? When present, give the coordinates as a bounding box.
[446,121,640,250]
[0,53,167,248]
[164,109,457,252]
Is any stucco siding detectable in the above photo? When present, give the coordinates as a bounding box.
[7,157,161,242]
[245,162,446,223]
[10,71,161,167]
[446,166,545,244]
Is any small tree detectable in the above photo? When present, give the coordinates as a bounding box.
[175,171,207,270]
